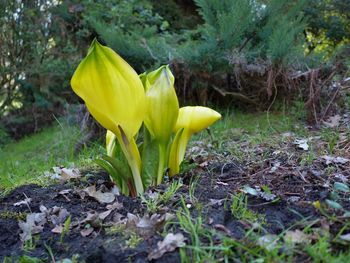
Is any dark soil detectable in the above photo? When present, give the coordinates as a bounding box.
[1,160,338,263]
[0,172,178,262]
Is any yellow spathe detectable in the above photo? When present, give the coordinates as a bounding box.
[71,39,146,140]
[169,106,221,176]
[175,106,222,134]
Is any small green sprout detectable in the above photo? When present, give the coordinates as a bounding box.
[141,180,183,213]
[60,215,71,244]
[125,233,143,248]
[22,236,38,252]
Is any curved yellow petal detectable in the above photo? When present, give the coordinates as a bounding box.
[85,102,116,136]
[169,106,221,176]
[147,65,175,86]
[175,106,221,134]
[71,39,146,140]
[144,65,179,143]
[168,128,184,177]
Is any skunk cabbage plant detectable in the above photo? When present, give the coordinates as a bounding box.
[71,40,221,196]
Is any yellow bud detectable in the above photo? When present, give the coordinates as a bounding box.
[313,200,321,209]
[144,65,179,144]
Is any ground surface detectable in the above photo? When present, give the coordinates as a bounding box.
[1,112,350,262]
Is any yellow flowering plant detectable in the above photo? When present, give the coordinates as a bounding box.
[71,40,221,196]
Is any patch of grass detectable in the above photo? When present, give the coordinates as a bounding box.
[320,128,340,154]
[299,145,317,167]
[141,180,183,213]
[105,224,143,249]
[229,193,263,223]
[105,224,125,235]
[176,198,287,262]
[22,236,39,252]
[0,123,102,190]
[189,109,309,165]
[3,255,44,263]
[161,180,183,203]
[0,210,27,221]
[175,204,350,263]
[177,199,217,262]
[125,232,143,248]
[305,236,350,263]
[194,109,307,143]
[188,175,200,207]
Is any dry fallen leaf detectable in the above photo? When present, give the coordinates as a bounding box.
[106,201,123,211]
[257,235,278,251]
[81,212,100,228]
[51,225,64,234]
[112,213,125,224]
[83,185,115,204]
[217,181,229,186]
[58,189,72,195]
[294,139,309,151]
[44,166,81,181]
[80,227,94,237]
[61,168,81,181]
[49,207,70,226]
[126,213,173,237]
[321,156,349,165]
[339,233,350,242]
[18,213,46,241]
[214,224,231,235]
[323,115,341,128]
[148,233,186,260]
[284,230,310,244]
[98,210,112,221]
[208,199,225,206]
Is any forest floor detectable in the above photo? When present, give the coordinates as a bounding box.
[1,111,350,262]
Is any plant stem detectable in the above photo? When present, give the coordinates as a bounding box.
[127,177,137,198]
[156,143,167,185]
[116,126,144,195]
[129,156,144,195]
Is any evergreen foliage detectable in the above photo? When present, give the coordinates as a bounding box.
[84,0,174,72]
[1,0,349,121]
[179,0,307,74]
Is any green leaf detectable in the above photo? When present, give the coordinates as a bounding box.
[94,158,122,187]
[343,211,350,217]
[18,255,43,263]
[101,154,131,182]
[325,199,343,210]
[334,182,349,193]
[95,157,130,196]
[261,185,272,194]
[141,126,159,187]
